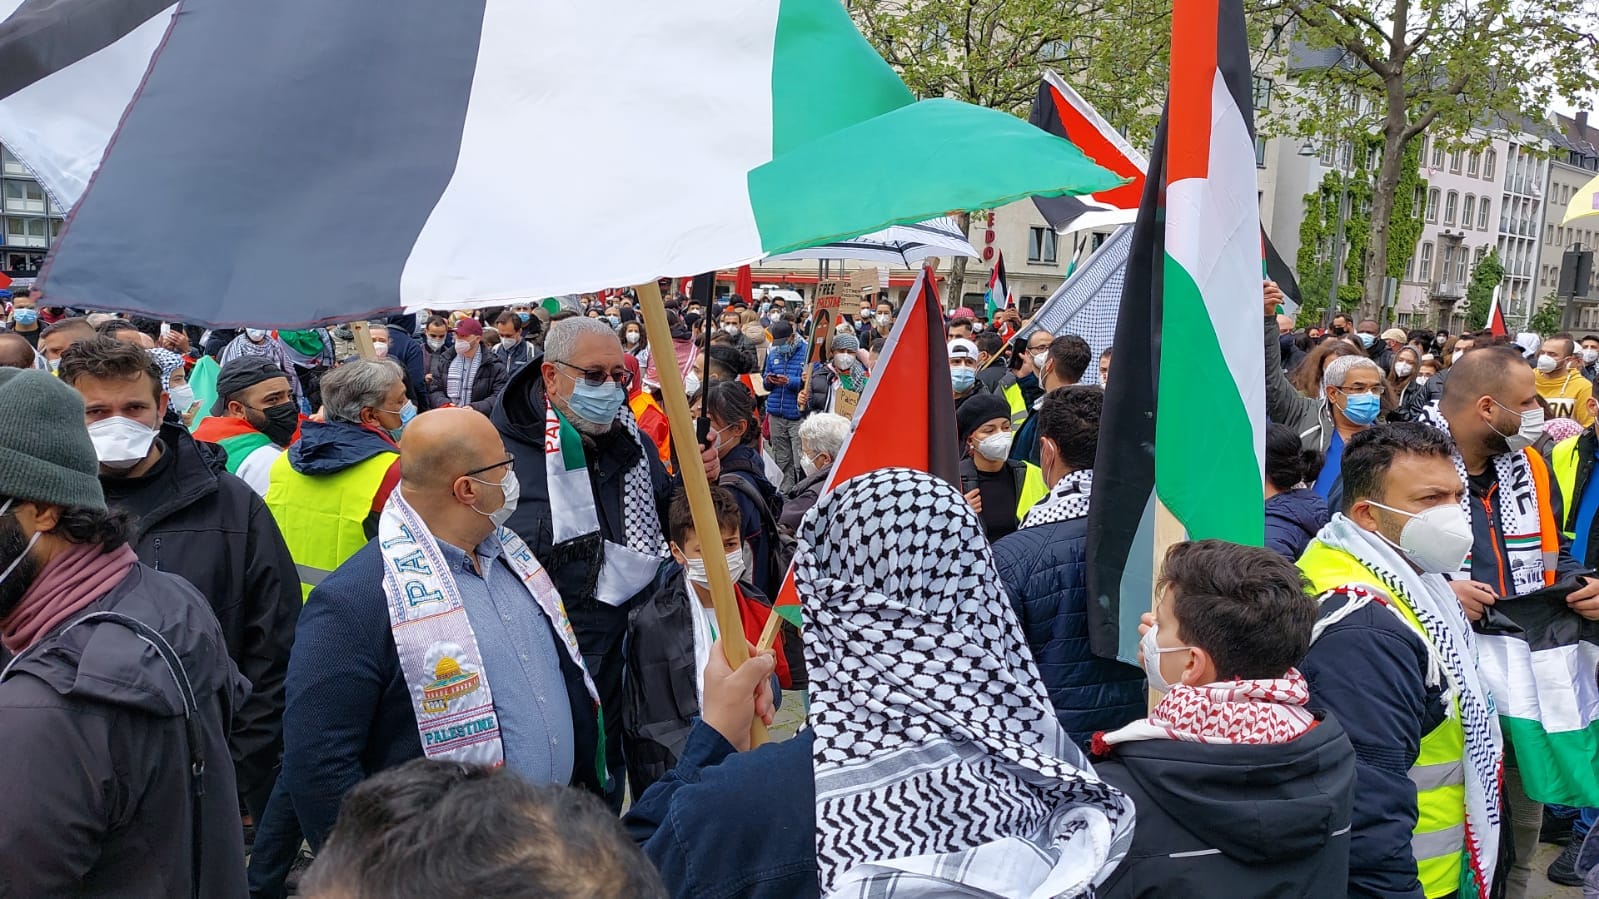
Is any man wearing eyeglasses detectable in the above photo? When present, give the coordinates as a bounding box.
[490,316,703,808]
[282,408,604,851]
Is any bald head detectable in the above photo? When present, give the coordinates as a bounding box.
[399,408,507,490]
[1276,314,1294,335]
[0,333,35,368]
[1441,346,1530,414]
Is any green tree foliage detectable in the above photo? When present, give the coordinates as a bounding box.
[1527,294,1564,337]
[1464,249,1504,332]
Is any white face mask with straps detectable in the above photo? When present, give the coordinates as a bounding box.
[0,498,41,592]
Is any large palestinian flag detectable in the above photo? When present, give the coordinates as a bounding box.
[1085,0,1266,663]
[25,0,1119,327]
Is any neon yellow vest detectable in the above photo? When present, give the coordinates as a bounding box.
[265,450,397,601]
[1017,462,1048,520]
[1298,541,1469,898]
[1552,434,1581,539]
[1001,380,1028,428]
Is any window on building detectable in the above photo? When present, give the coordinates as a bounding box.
[1549,224,1556,243]
[1485,149,1496,180]
[1254,134,1267,167]
[1426,188,1440,222]
[1449,150,1462,174]
[1414,185,1426,210]
[1027,226,1057,264]
[1463,195,1476,229]
[1404,251,1415,282]
[0,149,25,178]
[1468,151,1481,177]
[1432,144,1445,169]
[1456,250,1468,283]
[1441,244,1455,281]
[1417,135,1429,162]
[1444,191,1458,225]
[1419,242,1435,282]
[1478,200,1491,230]
[1252,76,1272,111]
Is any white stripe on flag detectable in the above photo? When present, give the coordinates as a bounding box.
[400,0,776,305]
[1163,72,1265,478]
[0,4,174,206]
[1478,635,1599,732]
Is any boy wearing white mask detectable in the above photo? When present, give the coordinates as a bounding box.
[58,336,303,843]
[622,486,790,796]
[1299,423,1506,899]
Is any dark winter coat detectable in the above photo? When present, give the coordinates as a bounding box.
[427,344,509,414]
[100,421,301,814]
[385,320,431,411]
[779,465,830,536]
[991,515,1147,748]
[0,564,249,898]
[282,540,604,850]
[626,722,820,899]
[1299,591,1445,899]
[1094,713,1356,898]
[490,357,673,795]
[494,335,537,382]
[1264,487,1330,562]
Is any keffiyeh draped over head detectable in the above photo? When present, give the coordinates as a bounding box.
[147,347,185,392]
[797,468,1134,899]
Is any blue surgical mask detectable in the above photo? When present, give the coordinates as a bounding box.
[1357,332,1376,349]
[516,311,531,323]
[384,400,417,441]
[11,308,37,326]
[951,367,976,392]
[1339,391,1382,425]
[771,341,795,360]
[566,379,625,426]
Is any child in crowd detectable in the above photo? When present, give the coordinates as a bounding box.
[621,486,788,796]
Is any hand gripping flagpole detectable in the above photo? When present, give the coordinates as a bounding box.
[635,281,768,747]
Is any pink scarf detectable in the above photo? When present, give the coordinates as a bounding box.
[0,542,140,654]
[1093,670,1317,753]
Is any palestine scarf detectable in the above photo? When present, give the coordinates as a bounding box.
[544,402,667,607]
[1020,469,1093,529]
[147,347,185,391]
[798,468,1133,899]
[1095,671,1316,750]
[1313,514,1504,893]
[1418,405,1548,594]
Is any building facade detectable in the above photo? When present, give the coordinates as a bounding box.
[0,144,65,278]
[1537,113,1599,329]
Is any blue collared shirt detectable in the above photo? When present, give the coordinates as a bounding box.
[436,535,575,785]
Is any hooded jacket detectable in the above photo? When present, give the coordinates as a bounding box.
[1094,713,1356,898]
[1264,487,1331,562]
[0,564,249,898]
[385,317,430,411]
[992,515,1148,747]
[278,417,401,540]
[100,421,301,813]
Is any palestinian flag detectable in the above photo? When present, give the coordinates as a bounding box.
[770,267,959,625]
[984,252,1012,321]
[1477,592,1599,805]
[1084,0,1266,663]
[1487,285,1509,337]
[1028,67,1302,306]
[27,0,1119,328]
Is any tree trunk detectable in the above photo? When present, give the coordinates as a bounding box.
[1362,81,1410,322]
[945,211,972,310]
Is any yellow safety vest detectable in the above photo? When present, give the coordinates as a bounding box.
[1001,380,1029,428]
[264,450,397,601]
[1299,541,1468,898]
[1552,434,1581,539]
[1017,462,1048,520]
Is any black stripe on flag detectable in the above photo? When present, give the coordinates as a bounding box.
[0,0,173,100]
[1027,77,1100,232]
[1083,110,1166,663]
[921,272,961,487]
[41,0,489,327]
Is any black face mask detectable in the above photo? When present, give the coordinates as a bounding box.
[1331,325,1347,336]
[248,401,300,447]
[0,510,39,620]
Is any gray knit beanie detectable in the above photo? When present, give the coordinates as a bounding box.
[0,368,105,511]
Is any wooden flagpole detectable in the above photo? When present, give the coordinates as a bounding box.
[634,281,767,746]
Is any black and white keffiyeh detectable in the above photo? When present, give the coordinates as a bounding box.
[1020,469,1092,529]
[797,468,1134,899]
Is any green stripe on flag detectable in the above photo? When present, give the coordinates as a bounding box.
[1500,715,1599,806]
[555,411,586,471]
[1156,253,1264,544]
[775,605,802,628]
[771,0,911,157]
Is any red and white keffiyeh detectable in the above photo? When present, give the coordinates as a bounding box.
[1094,671,1317,752]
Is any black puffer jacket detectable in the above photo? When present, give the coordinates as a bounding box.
[100,421,301,814]
[1095,713,1356,898]
[428,344,508,414]
[0,564,249,898]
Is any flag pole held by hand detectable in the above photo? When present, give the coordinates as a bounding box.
[635,281,767,747]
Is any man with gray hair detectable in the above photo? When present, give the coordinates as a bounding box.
[781,411,850,534]
[265,358,409,599]
[1265,295,1384,507]
[491,316,694,807]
